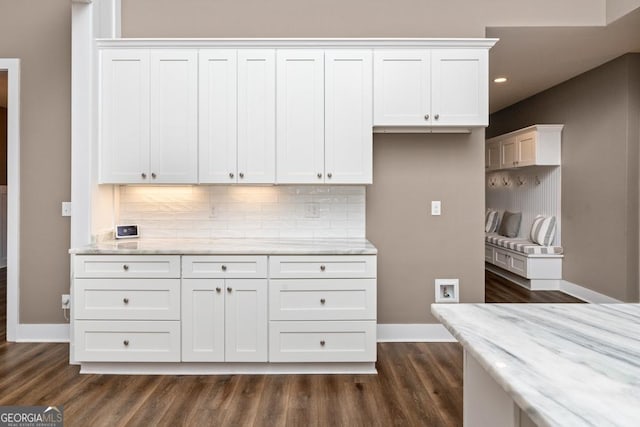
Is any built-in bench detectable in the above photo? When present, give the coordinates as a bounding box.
[485,233,563,290]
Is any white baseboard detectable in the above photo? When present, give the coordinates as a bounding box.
[377,324,456,342]
[15,323,70,342]
[559,280,622,303]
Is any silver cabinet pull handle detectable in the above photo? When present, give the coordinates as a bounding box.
[424,114,430,120]
[123,340,129,346]
[123,264,129,271]
[229,172,234,179]
[221,265,227,271]
[239,172,244,179]
[216,287,221,293]
[141,173,147,179]
[434,114,440,120]
[227,287,232,293]
[317,173,322,179]
[320,265,326,271]
[151,172,157,179]
[327,173,332,179]
[320,340,326,346]
[123,298,129,304]
[320,298,326,304]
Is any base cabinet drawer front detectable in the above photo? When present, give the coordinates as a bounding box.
[75,320,180,362]
[182,256,268,278]
[508,253,527,277]
[269,321,377,362]
[74,255,180,278]
[493,249,510,270]
[269,279,376,321]
[269,255,377,279]
[74,279,180,320]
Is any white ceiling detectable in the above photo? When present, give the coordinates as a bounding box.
[487,7,640,113]
[0,71,7,108]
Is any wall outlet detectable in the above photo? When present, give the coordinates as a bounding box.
[435,279,459,303]
[431,200,441,216]
[61,294,70,310]
[304,203,320,218]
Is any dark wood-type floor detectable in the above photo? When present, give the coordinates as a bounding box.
[485,271,584,303]
[0,268,582,426]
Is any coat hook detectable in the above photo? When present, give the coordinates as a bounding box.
[534,176,541,185]
[517,176,526,186]
[502,177,510,186]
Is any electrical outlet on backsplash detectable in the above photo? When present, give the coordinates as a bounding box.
[117,185,366,239]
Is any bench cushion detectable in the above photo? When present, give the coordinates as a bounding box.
[486,233,563,255]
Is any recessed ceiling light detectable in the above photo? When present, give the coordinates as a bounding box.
[494,77,508,83]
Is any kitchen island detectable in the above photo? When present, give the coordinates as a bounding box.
[432,303,640,427]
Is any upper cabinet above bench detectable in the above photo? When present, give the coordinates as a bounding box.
[485,125,564,172]
[98,39,497,185]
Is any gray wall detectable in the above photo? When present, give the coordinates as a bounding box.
[489,54,640,302]
[0,0,71,322]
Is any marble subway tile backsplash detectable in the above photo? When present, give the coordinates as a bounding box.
[117,186,366,239]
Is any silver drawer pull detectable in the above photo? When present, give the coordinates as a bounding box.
[123,340,129,346]
[320,298,326,305]
[227,287,232,293]
[320,265,326,271]
[216,287,221,293]
[123,264,129,271]
[221,265,227,271]
[320,340,326,346]
[123,298,129,304]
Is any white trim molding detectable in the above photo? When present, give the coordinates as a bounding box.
[377,324,456,343]
[559,280,622,303]
[15,324,70,343]
[96,38,498,49]
[0,58,20,342]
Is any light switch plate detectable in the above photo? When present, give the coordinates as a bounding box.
[431,201,441,216]
[61,202,72,217]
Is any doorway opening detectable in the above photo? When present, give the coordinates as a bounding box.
[0,59,20,342]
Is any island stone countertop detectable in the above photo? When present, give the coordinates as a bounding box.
[432,303,640,427]
[69,237,377,255]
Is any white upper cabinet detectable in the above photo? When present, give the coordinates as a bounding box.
[198,50,238,184]
[276,50,325,184]
[485,140,501,171]
[373,48,489,129]
[100,49,150,184]
[237,50,276,184]
[325,50,373,184]
[149,50,198,183]
[488,125,563,171]
[373,50,430,126]
[100,49,198,184]
[431,49,488,127]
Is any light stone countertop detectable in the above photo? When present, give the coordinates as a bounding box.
[431,303,640,427]
[69,237,377,255]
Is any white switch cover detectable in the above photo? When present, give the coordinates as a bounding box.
[431,201,441,216]
[61,202,72,217]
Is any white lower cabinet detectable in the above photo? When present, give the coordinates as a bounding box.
[181,256,268,362]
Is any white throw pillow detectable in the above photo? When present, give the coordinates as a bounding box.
[530,215,557,246]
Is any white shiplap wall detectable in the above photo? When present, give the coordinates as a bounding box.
[117,185,365,239]
[486,167,561,245]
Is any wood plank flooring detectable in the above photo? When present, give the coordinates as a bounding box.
[0,268,582,426]
[485,271,584,303]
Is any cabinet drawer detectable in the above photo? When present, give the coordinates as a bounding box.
[74,279,180,320]
[269,321,376,362]
[269,279,376,321]
[74,255,180,278]
[508,252,528,277]
[182,256,267,278]
[75,320,180,362]
[493,248,510,270]
[269,255,376,279]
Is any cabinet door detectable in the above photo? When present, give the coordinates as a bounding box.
[431,49,488,127]
[225,279,268,362]
[100,49,150,184]
[517,131,537,167]
[373,50,430,126]
[237,50,276,184]
[500,136,518,169]
[149,50,198,183]
[182,279,225,362]
[486,141,501,171]
[276,50,325,184]
[199,50,238,184]
[325,50,373,184]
